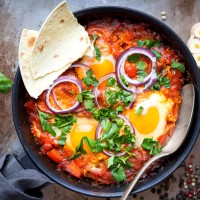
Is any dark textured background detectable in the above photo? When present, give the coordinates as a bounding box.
[0,0,199,199]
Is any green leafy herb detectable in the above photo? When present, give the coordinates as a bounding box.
[84,99,94,110]
[158,75,170,88]
[94,46,101,61]
[82,69,99,87]
[92,34,99,41]
[116,105,124,112]
[171,60,185,73]
[137,40,160,47]
[69,136,103,160]
[107,77,116,87]
[151,82,160,91]
[136,61,146,70]
[38,110,56,137]
[120,74,129,86]
[141,138,162,155]
[0,72,13,94]
[78,90,94,103]
[137,40,145,47]
[151,49,161,60]
[127,54,140,63]
[53,114,77,145]
[136,61,147,82]
[135,106,144,115]
[105,89,119,105]
[120,90,134,106]
[107,155,132,182]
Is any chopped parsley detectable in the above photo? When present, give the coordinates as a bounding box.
[151,75,170,90]
[38,110,56,137]
[107,77,116,87]
[127,54,140,63]
[136,61,147,82]
[53,114,77,145]
[171,60,185,73]
[151,49,161,60]
[141,138,162,155]
[84,99,95,110]
[137,39,161,48]
[82,69,99,87]
[78,90,94,103]
[135,106,144,115]
[120,74,129,86]
[92,34,101,61]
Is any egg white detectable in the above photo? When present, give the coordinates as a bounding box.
[127,92,174,147]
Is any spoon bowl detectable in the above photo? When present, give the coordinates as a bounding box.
[121,84,195,200]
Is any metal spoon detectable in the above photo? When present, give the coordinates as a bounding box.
[121,84,195,200]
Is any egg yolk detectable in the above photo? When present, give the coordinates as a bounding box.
[69,123,97,154]
[90,60,115,80]
[129,106,159,134]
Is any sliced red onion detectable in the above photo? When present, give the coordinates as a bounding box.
[95,114,135,157]
[46,76,83,114]
[69,63,90,72]
[93,73,116,108]
[115,47,157,93]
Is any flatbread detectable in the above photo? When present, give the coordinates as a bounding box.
[19,29,70,99]
[30,1,90,79]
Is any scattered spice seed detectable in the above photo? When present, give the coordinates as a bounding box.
[161,15,166,20]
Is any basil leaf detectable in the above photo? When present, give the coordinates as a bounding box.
[151,49,161,60]
[82,69,99,87]
[84,99,94,110]
[127,54,140,63]
[107,77,116,87]
[171,60,185,73]
[38,110,56,137]
[141,138,162,155]
[135,106,144,115]
[0,72,13,94]
[94,46,101,61]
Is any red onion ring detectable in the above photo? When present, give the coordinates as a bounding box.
[93,73,116,108]
[69,63,90,72]
[46,76,83,114]
[95,114,135,157]
[115,47,157,93]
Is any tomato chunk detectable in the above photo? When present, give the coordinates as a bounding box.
[47,149,63,164]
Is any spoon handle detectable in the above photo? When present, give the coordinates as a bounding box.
[120,152,168,200]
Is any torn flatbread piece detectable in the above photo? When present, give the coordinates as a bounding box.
[30,1,90,79]
[19,29,70,99]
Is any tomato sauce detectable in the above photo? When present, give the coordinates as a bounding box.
[25,18,184,184]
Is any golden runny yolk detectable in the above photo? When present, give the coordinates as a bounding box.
[129,106,159,134]
[90,60,115,80]
[69,123,97,154]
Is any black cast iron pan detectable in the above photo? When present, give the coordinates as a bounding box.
[12,6,200,198]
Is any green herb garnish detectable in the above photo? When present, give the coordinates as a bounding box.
[137,40,160,47]
[84,99,95,110]
[94,46,101,61]
[151,49,161,60]
[127,54,140,62]
[171,60,185,73]
[0,72,13,94]
[141,138,162,155]
[69,136,103,160]
[135,106,144,115]
[53,114,77,145]
[82,69,99,87]
[38,110,56,137]
[78,90,94,103]
[120,74,129,86]
[107,77,116,87]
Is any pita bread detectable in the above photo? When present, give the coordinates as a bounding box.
[19,29,70,99]
[30,1,90,79]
